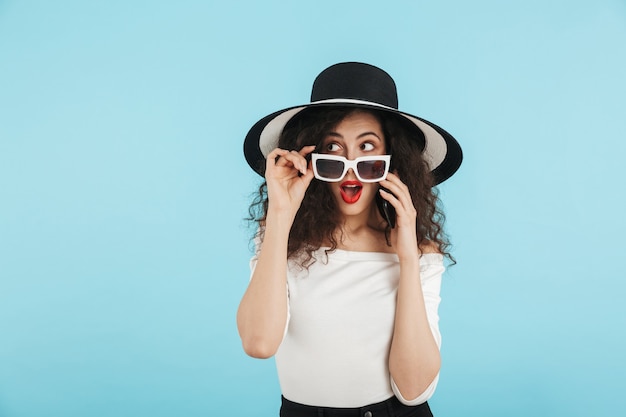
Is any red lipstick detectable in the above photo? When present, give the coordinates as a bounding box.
[339,180,363,204]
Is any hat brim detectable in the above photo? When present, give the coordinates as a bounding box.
[243,98,462,185]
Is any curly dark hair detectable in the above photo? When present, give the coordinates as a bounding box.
[247,106,454,267]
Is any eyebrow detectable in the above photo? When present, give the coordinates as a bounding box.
[325,131,383,141]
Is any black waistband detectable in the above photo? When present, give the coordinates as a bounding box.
[280,396,433,417]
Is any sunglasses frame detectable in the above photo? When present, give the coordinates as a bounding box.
[311,153,391,183]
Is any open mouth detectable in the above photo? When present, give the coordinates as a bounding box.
[340,181,363,204]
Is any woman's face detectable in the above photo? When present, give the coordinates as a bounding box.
[319,110,386,220]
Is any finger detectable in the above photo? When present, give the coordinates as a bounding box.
[266,150,302,181]
[378,187,402,204]
[300,165,315,185]
[380,178,411,206]
[267,148,289,159]
[379,179,415,216]
[296,146,317,174]
[383,172,408,190]
[267,148,290,167]
[288,150,309,174]
[298,145,316,156]
[266,149,290,177]
[267,147,313,175]
[276,150,309,174]
[378,187,417,223]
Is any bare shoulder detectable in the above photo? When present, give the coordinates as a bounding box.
[419,240,442,254]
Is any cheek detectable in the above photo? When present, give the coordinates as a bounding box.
[362,183,379,199]
[326,183,343,202]
[328,183,340,193]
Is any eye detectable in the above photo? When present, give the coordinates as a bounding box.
[360,142,375,151]
[326,142,342,152]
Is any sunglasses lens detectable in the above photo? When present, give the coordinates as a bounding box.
[357,159,387,180]
[315,159,345,180]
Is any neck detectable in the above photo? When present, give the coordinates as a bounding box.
[335,205,386,242]
[332,225,391,253]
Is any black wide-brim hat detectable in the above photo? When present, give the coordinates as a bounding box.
[243,62,462,185]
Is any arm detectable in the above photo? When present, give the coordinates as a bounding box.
[236,146,315,358]
[378,174,443,403]
[389,249,443,404]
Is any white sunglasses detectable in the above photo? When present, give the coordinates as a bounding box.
[311,153,391,183]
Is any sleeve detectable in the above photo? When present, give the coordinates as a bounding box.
[391,253,445,405]
[248,232,263,273]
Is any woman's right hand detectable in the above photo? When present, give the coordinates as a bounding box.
[265,146,316,219]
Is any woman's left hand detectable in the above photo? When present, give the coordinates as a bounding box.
[378,173,420,261]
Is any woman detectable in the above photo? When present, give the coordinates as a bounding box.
[238,62,462,417]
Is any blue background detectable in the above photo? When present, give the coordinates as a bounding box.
[1,1,625,416]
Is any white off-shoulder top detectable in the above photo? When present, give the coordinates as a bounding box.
[249,247,444,408]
